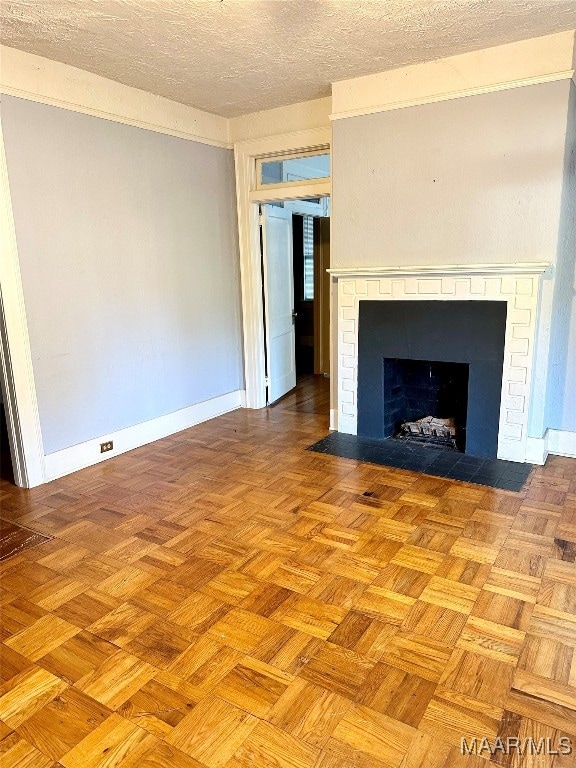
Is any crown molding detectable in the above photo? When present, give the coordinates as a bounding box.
[331,31,576,121]
[331,71,575,121]
[0,46,231,149]
[328,263,551,279]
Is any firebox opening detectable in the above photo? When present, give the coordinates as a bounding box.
[383,358,469,452]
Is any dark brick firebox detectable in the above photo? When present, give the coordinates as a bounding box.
[383,358,469,450]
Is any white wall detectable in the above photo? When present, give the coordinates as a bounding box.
[2,94,243,455]
[331,79,574,439]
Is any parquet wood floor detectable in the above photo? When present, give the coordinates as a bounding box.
[0,520,51,562]
[1,377,576,767]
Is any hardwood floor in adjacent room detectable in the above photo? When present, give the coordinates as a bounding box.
[1,376,575,767]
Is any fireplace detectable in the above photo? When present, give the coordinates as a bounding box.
[330,263,549,463]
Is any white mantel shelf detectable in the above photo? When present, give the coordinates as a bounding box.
[328,262,550,278]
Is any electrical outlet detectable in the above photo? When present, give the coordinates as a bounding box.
[100,441,113,453]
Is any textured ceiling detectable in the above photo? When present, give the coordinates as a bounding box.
[1,0,576,117]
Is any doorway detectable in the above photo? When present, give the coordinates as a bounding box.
[234,129,331,411]
[0,297,20,486]
[260,197,330,408]
[0,392,14,483]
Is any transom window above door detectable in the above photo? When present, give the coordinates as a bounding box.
[257,151,330,188]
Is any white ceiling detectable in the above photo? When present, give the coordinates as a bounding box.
[1,1,575,117]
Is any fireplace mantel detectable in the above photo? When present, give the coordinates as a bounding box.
[328,262,550,279]
[330,262,550,463]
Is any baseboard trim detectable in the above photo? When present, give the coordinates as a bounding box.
[526,428,576,465]
[329,409,337,431]
[43,389,245,482]
[526,435,549,465]
[547,428,576,459]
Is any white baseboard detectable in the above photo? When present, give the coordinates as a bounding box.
[547,428,576,459]
[526,434,549,465]
[42,394,574,483]
[43,389,245,482]
[329,409,337,431]
[525,428,576,465]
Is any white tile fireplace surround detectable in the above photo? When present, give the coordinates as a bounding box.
[329,263,550,464]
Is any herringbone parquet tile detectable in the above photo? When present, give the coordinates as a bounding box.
[1,377,575,767]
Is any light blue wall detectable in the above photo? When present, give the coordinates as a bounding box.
[332,81,568,268]
[2,95,243,454]
[546,81,576,433]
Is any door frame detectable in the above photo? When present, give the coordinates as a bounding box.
[0,118,46,487]
[234,128,331,409]
[313,216,331,376]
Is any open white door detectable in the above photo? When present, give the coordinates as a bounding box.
[261,205,296,404]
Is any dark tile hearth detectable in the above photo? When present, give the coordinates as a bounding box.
[308,432,532,491]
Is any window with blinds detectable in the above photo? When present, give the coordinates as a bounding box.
[303,215,314,301]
